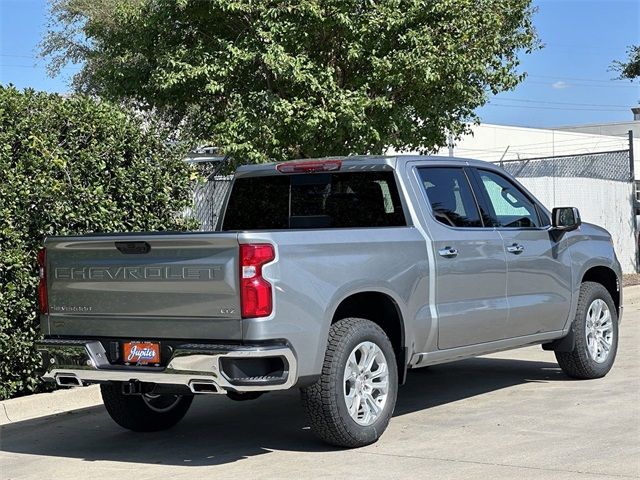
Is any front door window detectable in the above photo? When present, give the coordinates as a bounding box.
[477,170,541,228]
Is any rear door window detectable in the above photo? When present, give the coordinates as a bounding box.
[417,167,484,228]
[222,171,407,230]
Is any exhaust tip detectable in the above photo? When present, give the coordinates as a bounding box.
[188,380,221,394]
[55,374,82,387]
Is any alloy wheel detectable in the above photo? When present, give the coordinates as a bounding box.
[343,341,390,426]
[585,298,614,364]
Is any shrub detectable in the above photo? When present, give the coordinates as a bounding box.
[0,86,196,399]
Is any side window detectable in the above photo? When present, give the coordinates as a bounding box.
[476,170,541,228]
[417,167,483,228]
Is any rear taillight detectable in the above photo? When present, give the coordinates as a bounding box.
[240,244,275,318]
[37,248,48,315]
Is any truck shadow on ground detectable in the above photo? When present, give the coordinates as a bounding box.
[0,356,569,466]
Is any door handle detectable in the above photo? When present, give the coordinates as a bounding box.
[506,243,525,254]
[438,247,458,258]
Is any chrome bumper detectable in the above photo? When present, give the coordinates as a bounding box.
[36,339,297,394]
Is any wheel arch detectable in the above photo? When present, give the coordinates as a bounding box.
[581,265,620,317]
[331,290,408,384]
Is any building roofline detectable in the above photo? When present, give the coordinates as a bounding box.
[552,120,639,129]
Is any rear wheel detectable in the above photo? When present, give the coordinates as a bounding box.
[301,317,398,448]
[100,383,193,432]
[555,282,618,379]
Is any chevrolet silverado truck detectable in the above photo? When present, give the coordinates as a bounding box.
[36,156,622,448]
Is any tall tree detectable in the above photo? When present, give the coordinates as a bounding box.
[611,45,640,81]
[43,0,538,163]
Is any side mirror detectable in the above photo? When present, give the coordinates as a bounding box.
[552,207,581,232]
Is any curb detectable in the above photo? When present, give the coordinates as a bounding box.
[0,385,102,426]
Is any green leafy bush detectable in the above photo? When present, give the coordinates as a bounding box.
[0,86,196,400]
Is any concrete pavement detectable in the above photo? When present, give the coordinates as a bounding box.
[1,290,639,479]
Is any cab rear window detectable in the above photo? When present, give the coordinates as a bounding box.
[221,171,407,230]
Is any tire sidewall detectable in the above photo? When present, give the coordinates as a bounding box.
[333,322,398,445]
[573,284,619,377]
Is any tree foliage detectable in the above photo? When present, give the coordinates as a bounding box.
[611,45,640,81]
[0,86,196,399]
[43,0,538,164]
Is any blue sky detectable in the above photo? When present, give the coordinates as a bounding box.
[1,0,638,128]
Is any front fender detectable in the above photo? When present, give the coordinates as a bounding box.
[563,223,622,332]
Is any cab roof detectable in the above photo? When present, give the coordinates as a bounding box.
[234,155,493,177]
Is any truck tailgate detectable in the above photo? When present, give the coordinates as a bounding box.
[43,233,241,340]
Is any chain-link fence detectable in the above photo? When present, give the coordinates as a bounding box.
[493,149,637,273]
[192,175,232,230]
[497,149,632,183]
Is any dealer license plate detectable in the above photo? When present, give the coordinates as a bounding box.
[123,341,160,366]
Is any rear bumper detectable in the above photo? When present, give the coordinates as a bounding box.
[36,339,297,394]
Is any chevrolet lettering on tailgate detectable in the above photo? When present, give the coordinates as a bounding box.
[54,265,221,281]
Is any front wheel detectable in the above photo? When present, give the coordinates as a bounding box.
[301,317,398,448]
[100,383,194,432]
[555,281,619,379]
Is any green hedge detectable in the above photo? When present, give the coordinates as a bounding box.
[0,86,197,400]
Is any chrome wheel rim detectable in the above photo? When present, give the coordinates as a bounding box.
[585,299,614,364]
[343,341,389,426]
[142,393,181,413]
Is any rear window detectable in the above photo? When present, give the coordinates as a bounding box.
[221,171,407,230]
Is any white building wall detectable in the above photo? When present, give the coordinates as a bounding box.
[518,177,636,274]
[555,121,640,139]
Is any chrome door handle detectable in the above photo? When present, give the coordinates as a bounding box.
[438,247,458,258]
[506,243,525,254]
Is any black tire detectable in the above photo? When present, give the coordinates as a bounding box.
[100,383,194,432]
[555,281,619,379]
[300,317,398,448]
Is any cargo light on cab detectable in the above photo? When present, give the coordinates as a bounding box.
[276,160,342,174]
[240,244,275,318]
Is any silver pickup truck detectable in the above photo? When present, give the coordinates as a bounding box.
[36,156,622,447]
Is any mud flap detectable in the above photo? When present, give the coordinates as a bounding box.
[398,346,408,385]
[542,330,575,352]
